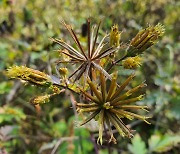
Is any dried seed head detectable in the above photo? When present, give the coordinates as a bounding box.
[6,66,51,86]
[122,56,142,69]
[76,73,149,145]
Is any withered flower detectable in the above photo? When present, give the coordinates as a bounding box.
[76,72,150,145]
[127,23,165,56]
[6,66,51,86]
[52,19,119,82]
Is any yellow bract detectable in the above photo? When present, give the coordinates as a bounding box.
[122,56,142,69]
[6,66,51,85]
[110,24,121,47]
[31,95,51,105]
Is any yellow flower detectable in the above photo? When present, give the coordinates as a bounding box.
[122,56,142,69]
[110,24,121,47]
[59,67,68,77]
[30,95,51,105]
[127,23,165,56]
[6,66,51,86]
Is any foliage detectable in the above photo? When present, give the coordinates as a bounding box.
[0,0,179,153]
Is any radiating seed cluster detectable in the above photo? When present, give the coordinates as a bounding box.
[52,19,119,82]
[76,72,150,145]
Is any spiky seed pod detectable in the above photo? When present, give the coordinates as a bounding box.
[127,23,165,56]
[6,66,51,86]
[122,56,142,69]
[76,72,150,145]
[52,19,119,82]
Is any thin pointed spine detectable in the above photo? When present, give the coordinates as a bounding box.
[112,109,151,124]
[92,34,109,58]
[106,72,118,101]
[111,113,132,138]
[87,18,91,58]
[92,47,114,60]
[68,63,84,79]
[97,109,104,145]
[73,63,87,82]
[52,38,85,59]
[80,109,100,126]
[79,88,100,104]
[61,50,84,62]
[76,103,98,107]
[92,62,112,81]
[112,95,144,106]
[106,112,126,137]
[61,21,88,60]
[100,72,106,102]
[110,73,135,101]
[91,21,101,58]
[87,78,102,102]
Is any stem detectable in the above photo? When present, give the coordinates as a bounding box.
[104,123,112,154]
[107,55,127,72]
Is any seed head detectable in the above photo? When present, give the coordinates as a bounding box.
[52,19,118,82]
[76,72,149,145]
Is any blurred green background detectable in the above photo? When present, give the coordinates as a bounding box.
[0,0,180,153]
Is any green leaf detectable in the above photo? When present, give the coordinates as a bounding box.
[51,120,67,137]
[168,96,180,120]
[0,82,12,94]
[148,133,180,153]
[128,134,147,154]
[0,106,26,123]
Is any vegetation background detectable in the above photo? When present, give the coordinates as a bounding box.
[0,0,179,153]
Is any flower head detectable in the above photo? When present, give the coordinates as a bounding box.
[30,95,51,105]
[52,19,119,82]
[127,23,165,56]
[110,24,121,47]
[76,72,149,145]
[122,56,142,69]
[6,66,51,86]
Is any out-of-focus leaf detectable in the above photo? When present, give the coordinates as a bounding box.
[0,82,12,94]
[0,106,26,123]
[128,134,147,154]
[148,133,180,153]
[167,96,180,120]
[51,120,67,137]
[38,140,57,153]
